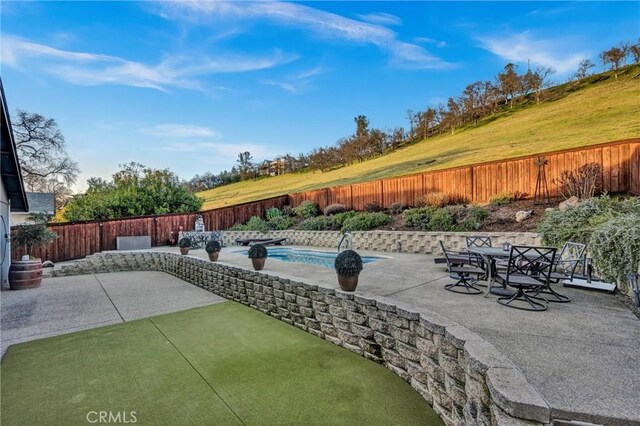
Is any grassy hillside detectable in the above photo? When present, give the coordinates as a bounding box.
[198,65,640,210]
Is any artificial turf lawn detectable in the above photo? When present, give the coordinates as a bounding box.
[0,302,442,426]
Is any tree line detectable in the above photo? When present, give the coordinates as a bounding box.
[186,39,640,192]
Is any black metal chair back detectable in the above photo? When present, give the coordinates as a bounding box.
[554,241,586,278]
[506,245,556,285]
[466,236,492,249]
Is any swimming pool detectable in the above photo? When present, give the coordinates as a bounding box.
[234,247,386,269]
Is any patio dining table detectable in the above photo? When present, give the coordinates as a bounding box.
[467,246,516,297]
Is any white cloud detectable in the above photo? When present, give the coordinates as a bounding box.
[478,31,587,74]
[356,12,401,27]
[0,33,297,91]
[261,65,328,93]
[142,124,220,138]
[161,141,271,161]
[414,37,448,48]
[155,2,453,70]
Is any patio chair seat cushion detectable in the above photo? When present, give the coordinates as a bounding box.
[451,265,486,275]
[497,273,544,288]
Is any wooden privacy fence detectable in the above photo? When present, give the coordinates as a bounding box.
[289,139,640,210]
[11,139,639,262]
[11,195,289,262]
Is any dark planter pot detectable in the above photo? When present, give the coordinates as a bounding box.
[251,258,266,270]
[9,259,43,290]
[180,247,189,255]
[208,252,220,262]
[337,274,359,292]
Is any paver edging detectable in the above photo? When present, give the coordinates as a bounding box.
[54,251,556,426]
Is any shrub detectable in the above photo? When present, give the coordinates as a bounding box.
[324,203,347,216]
[415,192,450,208]
[12,213,57,255]
[205,239,221,253]
[229,216,269,232]
[364,202,382,212]
[267,216,297,230]
[553,162,603,199]
[402,207,435,228]
[589,214,640,282]
[293,201,319,219]
[403,205,487,231]
[331,211,358,227]
[266,208,282,220]
[281,205,294,216]
[178,237,191,248]
[297,216,335,231]
[248,243,268,259]
[245,216,270,232]
[334,249,363,276]
[489,193,515,206]
[341,212,391,233]
[538,195,639,247]
[427,208,455,231]
[388,202,406,214]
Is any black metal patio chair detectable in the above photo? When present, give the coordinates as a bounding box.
[533,241,586,303]
[439,241,485,295]
[496,245,557,311]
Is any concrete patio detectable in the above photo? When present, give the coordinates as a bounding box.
[0,271,225,356]
[2,246,639,424]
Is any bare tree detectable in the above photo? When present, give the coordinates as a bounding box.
[575,59,595,79]
[236,151,255,180]
[601,47,626,79]
[629,40,640,63]
[497,63,521,108]
[12,110,79,207]
[523,67,555,103]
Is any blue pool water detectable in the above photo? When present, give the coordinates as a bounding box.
[235,247,386,269]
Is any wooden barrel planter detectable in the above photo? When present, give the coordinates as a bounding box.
[9,259,43,290]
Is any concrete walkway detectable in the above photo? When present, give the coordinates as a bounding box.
[0,271,225,356]
[167,245,640,425]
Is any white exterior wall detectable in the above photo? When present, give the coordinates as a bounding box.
[0,178,11,288]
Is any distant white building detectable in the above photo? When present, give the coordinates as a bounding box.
[11,192,55,225]
[0,79,29,288]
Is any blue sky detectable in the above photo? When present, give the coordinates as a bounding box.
[1,1,638,192]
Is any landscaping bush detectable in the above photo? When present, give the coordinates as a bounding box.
[178,237,191,248]
[402,207,436,228]
[266,208,282,220]
[388,202,406,214]
[334,249,363,276]
[331,211,358,227]
[297,216,336,231]
[488,191,527,206]
[489,193,515,206]
[281,205,294,216]
[230,216,269,232]
[248,243,268,259]
[293,201,319,219]
[324,203,347,216]
[415,192,450,208]
[205,239,221,253]
[341,212,391,233]
[553,162,603,200]
[364,202,382,213]
[267,216,297,230]
[403,205,488,231]
[589,214,640,282]
[538,195,640,247]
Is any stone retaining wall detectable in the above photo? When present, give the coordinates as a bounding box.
[55,251,553,426]
[222,230,542,254]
